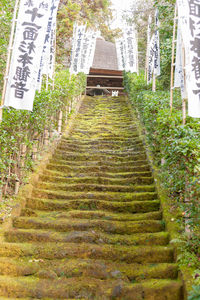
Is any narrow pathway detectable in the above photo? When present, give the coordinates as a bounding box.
[0,96,183,299]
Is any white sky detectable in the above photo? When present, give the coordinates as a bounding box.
[110,0,133,28]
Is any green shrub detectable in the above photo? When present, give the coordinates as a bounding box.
[0,70,86,197]
[124,72,200,285]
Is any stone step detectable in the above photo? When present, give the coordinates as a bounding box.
[21,209,162,222]
[51,158,148,167]
[71,129,140,137]
[5,228,169,246]
[36,182,156,193]
[0,257,178,281]
[12,217,164,235]
[32,189,158,201]
[0,277,180,299]
[42,169,153,179]
[39,174,154,185]
[49,159,149,169]
[61,137,143,145]
[70,134,143,141]
[26,198,160,213]
[0,242,174,263]
[0,95,183,298]
[46,162,151,173]
[72,126,138,132]
[60,144,144,152]
[54,150,147,161]
[70,134,142,140]
[56,144,147,155]
[58,143,145,153]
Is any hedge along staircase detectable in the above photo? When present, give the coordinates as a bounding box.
[0,96,184,299]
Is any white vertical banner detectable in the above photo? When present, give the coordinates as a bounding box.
[146,15,152,77]
[70,24,86,74]
[36,0,60,88]
[86,31,98,74]
[147,34,155,83]
[147,9,161,84]
[116,38,126,70]
[147,16,152,47]
[177,0,200,118]
[123,24,138,73]
[70,22,78,71]
[4,0,51,111]
[154,9,160,76]
[79,30,97,74]
[79,30,90,73]
[174,19,186,99]
[48,5,59,79]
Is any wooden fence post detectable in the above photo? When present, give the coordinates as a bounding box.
[65,105,69,125]
[152,74,156,92]
[20,143,27,169]
[14,178,20,195]
[44,127,49,146]
[32,133,38,161]
[58,110,63,135]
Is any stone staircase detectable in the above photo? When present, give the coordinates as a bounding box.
[0,96,183,299]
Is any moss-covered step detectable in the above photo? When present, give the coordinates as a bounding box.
[53,151,147,162]
[35,182,156,194]
[26,198,160,213]
[12,217,164,234]
[5,228,169,246]
[70,130,141,139]
[60,138,143,147]
[0,242,174,263]
[42,169,153,179]
[31,189,158,201]
[0,96,183,298]
[20,208,162,222]
[39,174,154,185]
[0,257,178,281]
[0,276,183,299]
[59,140,145,149]
[46,162,151,173]
[55,146,147,157]
[50,158,149,169]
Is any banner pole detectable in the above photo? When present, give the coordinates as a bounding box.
[136,31,139,75]
[152,73,156,92]
[170,4,177,113]
[182,43,187,125]
[52,29,57,91]
[46,74,49,91]
[146,16,151,82]
[0,0,20,122]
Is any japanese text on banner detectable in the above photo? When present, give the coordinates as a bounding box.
[4,0,51,111]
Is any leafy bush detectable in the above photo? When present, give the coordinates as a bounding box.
[188,286,200,300]
[0,70,86,198]
[124,72,200,283]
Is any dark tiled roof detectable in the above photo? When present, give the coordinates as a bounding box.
[92,38,119,71]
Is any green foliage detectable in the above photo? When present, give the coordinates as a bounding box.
[0,70,86,196]
[124,72,200,283]
[188,286,200,300]
[57,0,116,63]
[124,72,200,203]
[0,0,15,96]
[159,37,172,88]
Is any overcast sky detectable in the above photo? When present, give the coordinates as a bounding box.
[110,0,133,28]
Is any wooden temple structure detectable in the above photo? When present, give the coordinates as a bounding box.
[86,38,124,95]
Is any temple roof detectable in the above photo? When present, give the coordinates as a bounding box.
[92,38,119,71]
